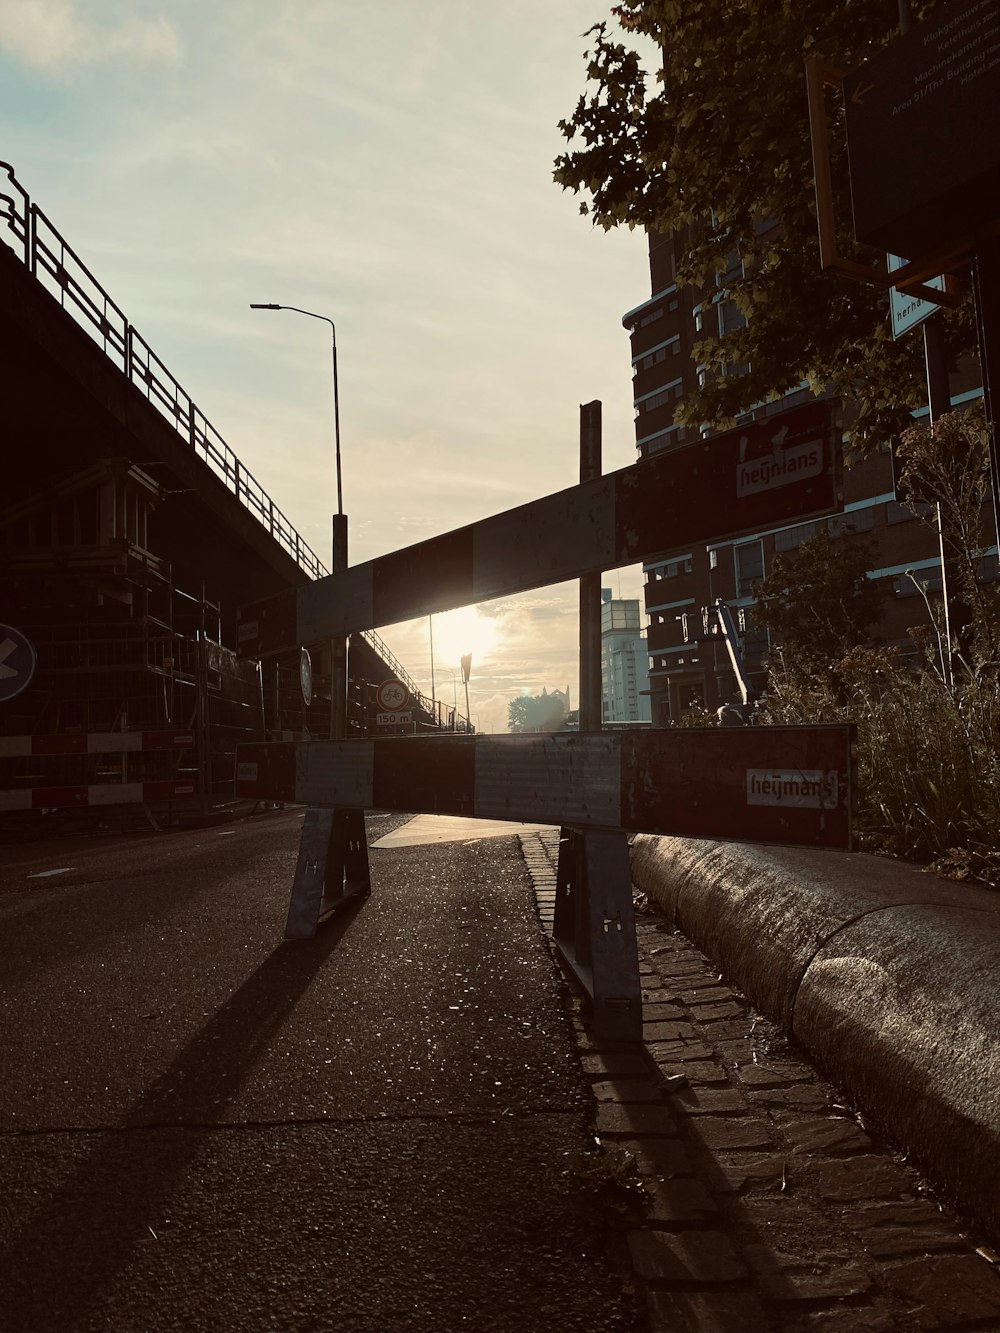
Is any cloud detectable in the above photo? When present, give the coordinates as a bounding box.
[0,1,179,73]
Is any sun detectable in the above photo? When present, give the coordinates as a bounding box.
[432,605,498,672]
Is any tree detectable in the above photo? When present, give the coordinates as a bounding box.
[507,689,568,732]
[751,528,886,679]
[896,409,1000,669]
[553,1,976,453]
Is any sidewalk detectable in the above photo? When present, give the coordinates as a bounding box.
[628,836,1000,1240]
[520,829,1000,1330]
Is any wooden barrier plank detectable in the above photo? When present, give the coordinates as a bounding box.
[237,402,839,656]
[235,724,855,850]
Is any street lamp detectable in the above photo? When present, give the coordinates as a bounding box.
[251,302,347,741]
[249,303,343,517]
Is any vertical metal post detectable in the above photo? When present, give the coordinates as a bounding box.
[973,249,1000,557]
[923,321,968,681]
[428,615,436,723]
[285,509,370,940]
[554,828,642,1042]
[330,514,348,740]
[579,400,603,733]
[553,402,641,1040]
[195,581,210,815]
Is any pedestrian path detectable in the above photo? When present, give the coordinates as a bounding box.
[371,813,556,848]
[518,829,1000,1332]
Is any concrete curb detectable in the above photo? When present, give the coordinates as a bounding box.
[630,835,1000,1237]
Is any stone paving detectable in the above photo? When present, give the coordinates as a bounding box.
[519,831,1000,1333]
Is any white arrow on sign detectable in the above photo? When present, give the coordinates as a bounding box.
[0,637,18,680]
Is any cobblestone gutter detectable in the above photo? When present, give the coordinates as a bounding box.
[628,836,1000,1245]
[520,830,1000,1333]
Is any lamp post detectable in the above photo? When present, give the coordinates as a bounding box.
[250,304,343,518]
[251,302,347,739]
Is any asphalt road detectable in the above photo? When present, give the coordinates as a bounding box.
[0,811,642,1333]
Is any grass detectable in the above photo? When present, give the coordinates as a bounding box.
[758,648,1000,885]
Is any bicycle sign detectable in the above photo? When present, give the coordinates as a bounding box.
[375,679,409,711]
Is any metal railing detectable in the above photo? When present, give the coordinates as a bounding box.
[0,161,325,577]
[0,162,426,704]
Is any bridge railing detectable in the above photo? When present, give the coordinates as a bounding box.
[0,161,325,580]
[0,163,426,705]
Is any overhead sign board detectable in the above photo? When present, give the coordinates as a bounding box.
[233,725,855,850]
[888,253,946,338]
[238,401,840,657]
[844,0,1000,259]
[0,624,37,703]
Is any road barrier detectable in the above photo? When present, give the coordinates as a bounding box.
[235,400,851,1041]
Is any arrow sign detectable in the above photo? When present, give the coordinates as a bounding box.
[0,624,38,703]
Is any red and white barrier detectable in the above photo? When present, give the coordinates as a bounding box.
[0,729,195,758]
[0,779,198,811]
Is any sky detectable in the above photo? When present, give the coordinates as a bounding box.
[0,1,658,733]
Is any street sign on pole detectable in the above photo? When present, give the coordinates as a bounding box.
[377,710,412,727]
[888,254,947,339]
[843,0,1000,260]
[0,624,37,703]
[375,679,409,711]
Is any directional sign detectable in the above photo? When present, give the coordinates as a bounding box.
[233,725,855,849]
[375,679,409,711]
[0,624,37,703]
[238,401,839,657]
[888,254,947,339]
[844,0,1000,259]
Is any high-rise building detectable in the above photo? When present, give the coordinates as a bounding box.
[621,230,988,725]
[601,589,652,725]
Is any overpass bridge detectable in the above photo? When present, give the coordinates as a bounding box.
[0,163,455,831]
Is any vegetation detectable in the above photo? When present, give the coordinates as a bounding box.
[555,5,998,877]
[755,413,1000,881]
[554,0,977,452]
[760,646,1000,882]
[507,689,569,733]
[752,528,886,686]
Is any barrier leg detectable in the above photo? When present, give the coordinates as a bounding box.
[284,806,371,940]
[553,827,642,1042]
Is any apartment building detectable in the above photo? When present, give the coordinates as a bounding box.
[600,589,652,724]
[622,230,986,725]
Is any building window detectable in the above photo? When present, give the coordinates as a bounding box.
[773,522,817,553]
[734,540,764,597]
[828,508,876,537]
[639,308,663,328]
[651,557,693,581]
[637,380,684,415]
[639,346,668,371]
[719,299,745,337]
[895,570,944,597]
[886,499,934,524]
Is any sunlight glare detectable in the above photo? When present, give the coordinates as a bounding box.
[432,605,498,671]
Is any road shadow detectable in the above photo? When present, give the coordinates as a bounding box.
[0,898,364,1332]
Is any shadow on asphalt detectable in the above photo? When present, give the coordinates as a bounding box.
[1,895,366,1332]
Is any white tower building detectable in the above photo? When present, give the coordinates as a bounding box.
[601,589,652,724]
